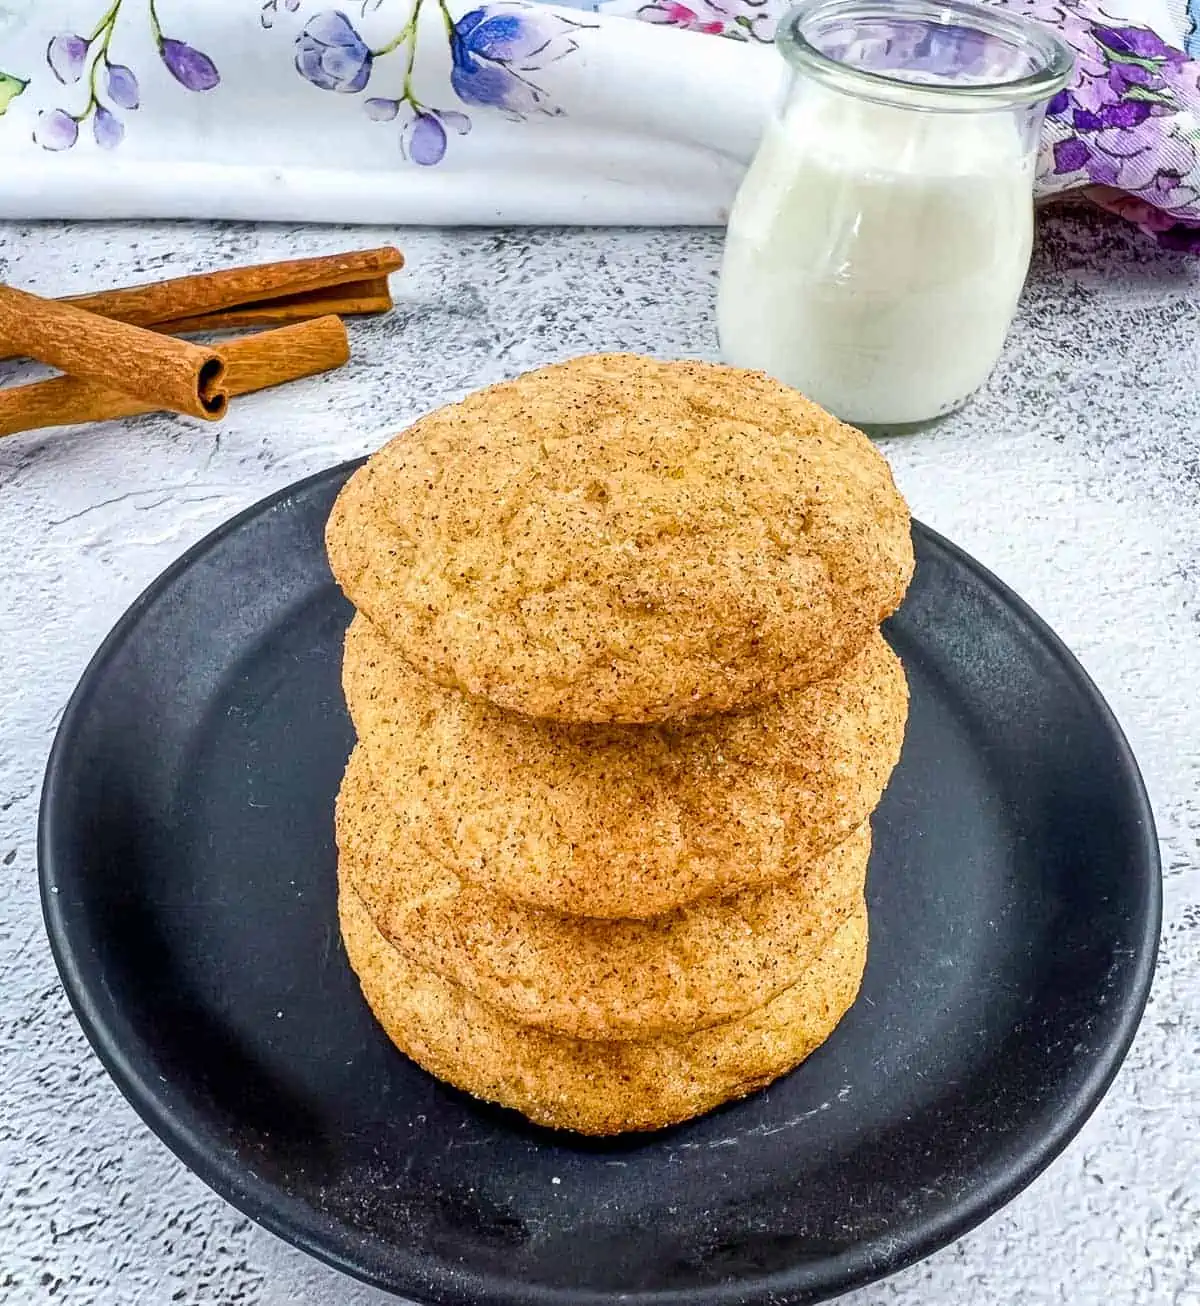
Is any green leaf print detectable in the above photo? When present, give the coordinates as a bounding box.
[0,69,26,115]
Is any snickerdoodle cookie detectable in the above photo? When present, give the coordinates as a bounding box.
[326,353,913,723]
[337,744,870,1040]
[342,614,906,919]
[339,872,867,1135]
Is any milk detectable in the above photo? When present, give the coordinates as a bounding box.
[718,91,1035,427]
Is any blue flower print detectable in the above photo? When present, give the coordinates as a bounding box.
[364,96,471,165]
[364,95,400,119]
[451,7,582,116]
[105,62,139,109]
[406,109,447,163]
[296,11,374,92]
[404,107,471,164]
[281,1,591,166]
[93,103,124,147]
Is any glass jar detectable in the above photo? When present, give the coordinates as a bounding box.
[717,0,1073,429]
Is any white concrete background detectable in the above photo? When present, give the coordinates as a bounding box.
[0,210,1196,1305]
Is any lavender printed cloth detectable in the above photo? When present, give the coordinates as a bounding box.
[0,0,1198,246]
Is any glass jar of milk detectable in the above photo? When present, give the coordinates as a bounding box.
[718,0,1073,429]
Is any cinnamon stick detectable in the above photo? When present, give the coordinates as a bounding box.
[60,247,403,329]
[0,284,227,421]
[220,316,349,395]
[0,316,349,438]
[156,276,393,335]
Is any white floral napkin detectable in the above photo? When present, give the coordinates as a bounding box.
[0,0,1198,246]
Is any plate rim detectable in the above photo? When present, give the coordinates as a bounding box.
[38,459,1162,1306]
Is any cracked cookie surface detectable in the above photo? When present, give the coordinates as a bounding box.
[337,743,870,1041]
[326,353,914,723]
[339,870,868,1135]
[343,613,907,919]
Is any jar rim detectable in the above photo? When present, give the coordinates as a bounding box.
[776,0,1075,111]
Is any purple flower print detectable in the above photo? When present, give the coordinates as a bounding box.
[93,104,124,148]
[365,97,470,163]
[437,109,472,136]
[47,34,89,85]
[29,1,220,154]
[404,111,447,165]
[451,8,582,116]
[1072,99,1154,130]
[1093,25,1180,65]
[1088,124,1200,210]
[291,8,476,163]
[364,96,400,120]
[1003,0,1107,96]
[1053,136,1090,173]
[160,39,220,91]
[993,0,1200,246]
[105,62,139,110]
[33,108,79,151]
[1147,169,1200,214]
[295,11,373,93]
[1106,59,1155,100]
[1069,69,1116,116]
[149,0,221,91]
[278,0,589,167]
[1006,0,1195,121]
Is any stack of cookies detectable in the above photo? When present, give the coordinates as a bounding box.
[326,353,914,1135]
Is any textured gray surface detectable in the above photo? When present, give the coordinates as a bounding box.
[0,211,1197,1306]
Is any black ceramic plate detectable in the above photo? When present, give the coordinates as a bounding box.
[40,461,1160,1306]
